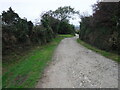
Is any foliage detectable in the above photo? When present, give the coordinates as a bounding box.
[15,19,29,42]
[79,2,120,54]
[53,6,79,21]
[41,6,77,35]
[2,6,76,58]
[2,35,72,88]
[2,6,76,88]
[27,21,33,37]
[2,7,19,25]
[2,7,55,54]
[2,8,32,45]
[58,21,75,35]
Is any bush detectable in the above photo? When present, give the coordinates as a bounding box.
[58,21,75,35]
[79,2,120,54]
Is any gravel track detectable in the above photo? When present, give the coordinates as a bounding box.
[36,36,118,88]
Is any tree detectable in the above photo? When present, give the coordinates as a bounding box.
[15,19,29,42]
[27,21,33,37]
[41,6,78,35]
[58,21,75,35]
[53,6,79,21]
[2,7,34,48]
[2,7,19,25]
[92,2,118,27]
[79,2,120,54]
[41,12,60,35]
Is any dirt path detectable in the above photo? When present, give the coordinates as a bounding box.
[36,36,118,88]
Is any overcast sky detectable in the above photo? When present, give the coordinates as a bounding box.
[0,0,98,25]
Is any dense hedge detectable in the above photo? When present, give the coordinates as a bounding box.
[41,10,76,35]
[31,25,54,44]
[2,8,55,55]
[58,21,75,35]
[2,7,76,55]
[79,2,120,54]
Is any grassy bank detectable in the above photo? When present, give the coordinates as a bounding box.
[2,35,73,88]
[77,39,120,63]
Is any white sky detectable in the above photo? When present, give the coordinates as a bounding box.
[0,0,98,25]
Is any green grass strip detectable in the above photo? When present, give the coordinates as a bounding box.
[2,35,73,88]
[77,39,120,63]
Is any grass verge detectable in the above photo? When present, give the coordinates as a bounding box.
[2,35,73,88]
[59,34,74,37]
[77,39,120,63]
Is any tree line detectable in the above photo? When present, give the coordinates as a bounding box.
[2,6,77,55]
[79,2,120,54]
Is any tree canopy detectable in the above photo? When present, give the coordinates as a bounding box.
[53,6,79,21]
[41,6,78,35]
